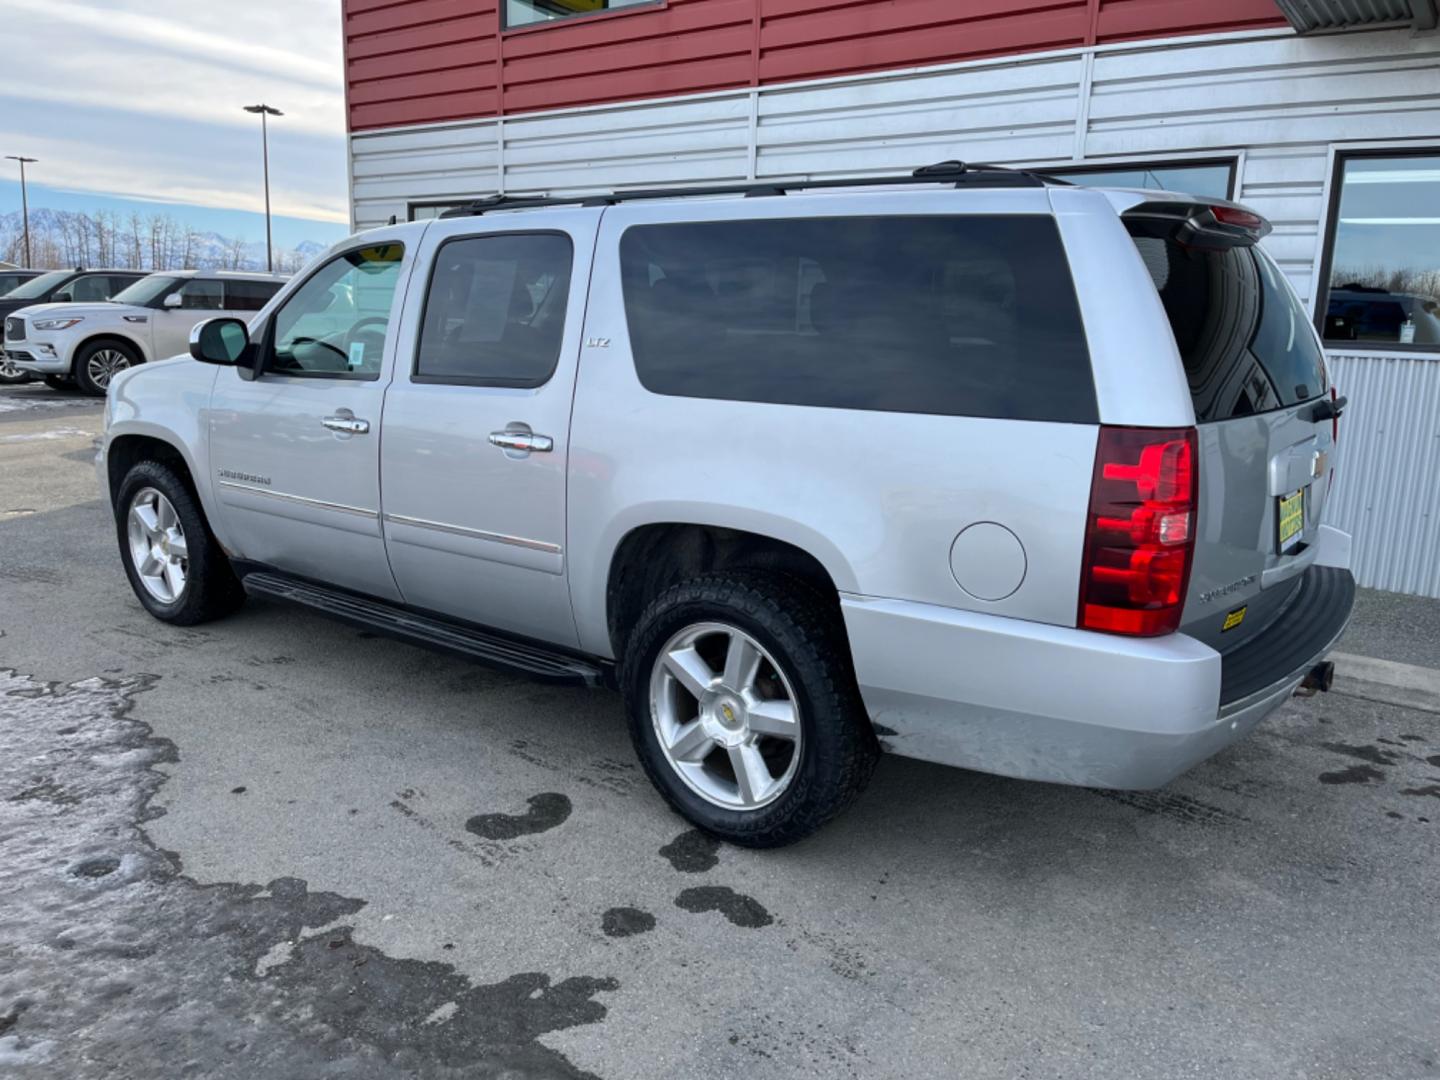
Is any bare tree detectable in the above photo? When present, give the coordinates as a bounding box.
[1332,264,1440,302]
[128,212,145,269]
[3,204,319,274]
[222,235,248,271]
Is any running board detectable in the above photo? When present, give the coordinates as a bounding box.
[241,572,607,688]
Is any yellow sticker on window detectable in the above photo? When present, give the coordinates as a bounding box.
[1222,607,1247,632]
[356,244,404,267]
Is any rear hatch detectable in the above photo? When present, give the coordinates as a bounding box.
[1123,203,1337,652]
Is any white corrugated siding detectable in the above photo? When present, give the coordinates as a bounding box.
[350,25,1440,597]
[1325,354,1440,598]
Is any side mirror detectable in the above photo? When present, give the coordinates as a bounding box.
[163,293,183,309]
[190,317,251,367]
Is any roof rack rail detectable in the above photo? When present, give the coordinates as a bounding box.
[437,160,1067,219]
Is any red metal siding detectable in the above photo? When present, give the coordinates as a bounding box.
[344,0,1287,131]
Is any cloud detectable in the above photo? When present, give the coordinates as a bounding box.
[0,0,348,224]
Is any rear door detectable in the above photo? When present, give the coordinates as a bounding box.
[378,210,600,647]
[153,279,225,359]
[1125,211,1334,650]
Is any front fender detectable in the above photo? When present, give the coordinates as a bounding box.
[104,360,231,550]
[68,326,152,368]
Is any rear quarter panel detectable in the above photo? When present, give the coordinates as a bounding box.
[566,191,1101,659]
[1048,186,1197,429]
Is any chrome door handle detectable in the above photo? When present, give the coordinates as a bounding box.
[489,431,554,453]
[322,415,370,435]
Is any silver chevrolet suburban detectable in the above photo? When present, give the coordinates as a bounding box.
[98,163,1355,847]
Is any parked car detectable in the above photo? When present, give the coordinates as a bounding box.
[5,270,287,395]
[0,268,147,385]
[0,268,43,297]
[1325,284,1440,346]
[98,164,1355,847]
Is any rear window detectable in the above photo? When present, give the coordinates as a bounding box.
[1127,220,1327,423]
[619,215,1096,423]
[225,280,282,311]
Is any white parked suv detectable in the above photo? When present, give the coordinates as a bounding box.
[97,163,1355,847]
[5,270,287,395]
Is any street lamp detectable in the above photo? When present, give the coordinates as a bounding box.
[243,105,283,272]
[5,155,38,268]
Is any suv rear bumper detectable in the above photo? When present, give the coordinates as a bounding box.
[841,564,1354,790]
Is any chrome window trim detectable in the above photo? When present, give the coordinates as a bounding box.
[217,480,378,519]
[382,512,562,555]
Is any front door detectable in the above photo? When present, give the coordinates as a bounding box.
[208,236,415,600]
[153,278,226,359]
[379,212,600,646]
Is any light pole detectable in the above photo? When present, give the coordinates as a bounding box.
[5,155,38,267]
[243,105,283,272]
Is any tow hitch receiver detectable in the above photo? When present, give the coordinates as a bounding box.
[1295,660,1336,697]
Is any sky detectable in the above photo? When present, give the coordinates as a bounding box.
[0,0,351,249]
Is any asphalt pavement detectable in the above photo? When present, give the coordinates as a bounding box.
[1,381,1437,1079]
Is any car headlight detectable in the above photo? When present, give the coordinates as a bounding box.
[33,316,84,331]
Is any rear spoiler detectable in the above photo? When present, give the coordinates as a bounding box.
[1122,200,1272,249]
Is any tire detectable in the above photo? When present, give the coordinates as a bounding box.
[43,375,77,391]
[0,356,31,385]
[74,339,141,396]
[115,460,245,626]
[620,572,878,848]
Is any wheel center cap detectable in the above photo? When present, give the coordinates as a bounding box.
[704,693,748,741]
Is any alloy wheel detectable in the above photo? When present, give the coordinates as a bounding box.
[126,488,189,604]
[86,349,131,389]
[649,622,802,810]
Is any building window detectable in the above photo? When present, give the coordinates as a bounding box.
[505,0,655,30]
[1319,151,1440,350]
[1044,160,1235,200]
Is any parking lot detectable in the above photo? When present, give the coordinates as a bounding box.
[1,382,1438,1079]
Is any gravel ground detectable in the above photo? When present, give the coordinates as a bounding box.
[1,386,1437,1079]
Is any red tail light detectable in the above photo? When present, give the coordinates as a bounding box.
[1079,426,1198,637]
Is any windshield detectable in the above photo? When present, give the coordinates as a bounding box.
[111,275,186,307]
[6,270,73,300]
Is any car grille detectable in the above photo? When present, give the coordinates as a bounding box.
[4,316,24,341]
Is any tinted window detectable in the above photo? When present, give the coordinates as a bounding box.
[416,233,573,386]
[0,274,32,296]
[620,216,1095,422]
[270,244,405,380]
[225,280,281,311]
[1322,153,1440,347]
[176,279,223,310]
[58,274,117,302]
[1127,220,1327,422]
